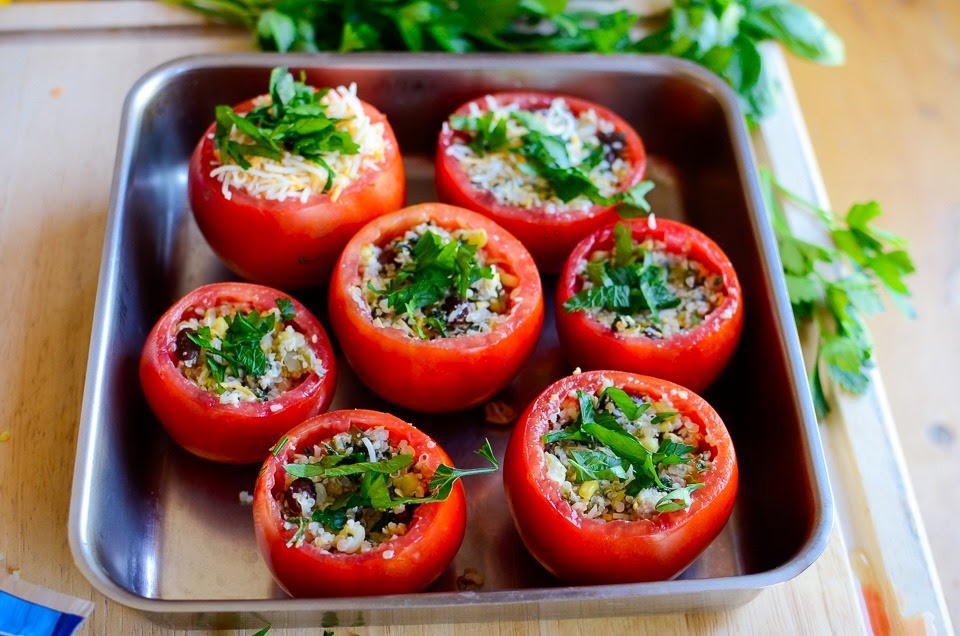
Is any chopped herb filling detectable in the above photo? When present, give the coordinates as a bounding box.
[174,299,319,405]
[352,222,514,340]
[445,95,652,214]
[279,429,497,553]
[565,223,725,338]
[542,383,713,521]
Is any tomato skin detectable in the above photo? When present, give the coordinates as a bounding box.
[503,370,738,584]
[328,203,544,413]
[555,218,744,393]
[187,97,405,290]
[139,282,337,464]
[434,91,647,273]
[253,409,466,598]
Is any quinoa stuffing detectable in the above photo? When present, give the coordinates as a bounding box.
[173,298,320,406]
[352,222,516,340]
[564,223,725,339]
[444,95,652,214]
[210,67,386,204]
[278,432,498,554]
[542,382,714,521]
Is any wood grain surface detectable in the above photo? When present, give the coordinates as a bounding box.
[1,0,955,633]
[786,0,960,627]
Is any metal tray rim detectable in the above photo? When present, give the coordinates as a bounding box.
[69,51,835,619]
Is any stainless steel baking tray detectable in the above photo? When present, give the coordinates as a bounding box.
[69,53,833,630]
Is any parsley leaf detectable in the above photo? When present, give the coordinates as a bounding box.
[655,483,705,513]
[275,297,296,321]
[213,67,358,188]
[374,439,501,508]
[184,308,277,389]
[761,168,915,417]
[372,229,494,339]
[563,224,681,319]
[451,109,655,211]
[284,453,413,478]
[169,1,842,127]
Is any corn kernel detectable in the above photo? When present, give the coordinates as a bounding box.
[462,229,487,248]
[578,480,599,500]
[212,316,229,338]
[640,436,660,453]
[499,271,520,288]
[393,472,420,498]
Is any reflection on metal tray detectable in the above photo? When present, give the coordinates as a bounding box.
[68,53,832,630]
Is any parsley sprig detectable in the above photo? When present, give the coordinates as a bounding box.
[283,439,499,543]
[214,66,359,191]
[184,298,293,390]
[169,1,841,124]
[449,110,654,214]
[369,229,494,339]
[761,168,915,416]
[543,388,704,511]
[563,223,681,320]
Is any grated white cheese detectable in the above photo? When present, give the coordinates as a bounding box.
[210,83,386,203]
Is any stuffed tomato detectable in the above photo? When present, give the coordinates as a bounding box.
[435,91,648,272]
[188,67,405,289]
[328,202,544,412]
[503,370,738,584]
[253,410,497,597]
[556,218,743,393]
[139,282,337,464]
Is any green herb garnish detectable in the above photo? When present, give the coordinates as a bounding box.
[761,168,915,417]
[542,389,701,511]
[282,439,499,520]
[563,223,681,320]
[185,308,277,387]
[449,110,654,211]
[271,435,288,457]
[214,66,359,191]
[655,483,706,513]
[371,229,494,339]
[170,1,841,125]
[284,453,413,478]
[275,297,296,321]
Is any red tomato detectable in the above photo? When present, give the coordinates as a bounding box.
[139,282,337,464]
[555,218,744,393]
[503,370,738,584]
[434,91,647,273]
[187,96,405,289]
[328,203,544,412]
[253,409,466,597]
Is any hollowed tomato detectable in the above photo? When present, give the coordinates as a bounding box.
[328,202,544,412]
[503,370,738,584]
[434,91,647,273]
[555,218,744,393]
[253,409,466,597]
[139,282,337,464]
[187,96,405,290]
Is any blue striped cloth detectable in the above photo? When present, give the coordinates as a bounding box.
[0,587,89,636]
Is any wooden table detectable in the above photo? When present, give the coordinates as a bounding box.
[0,1,955,634]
